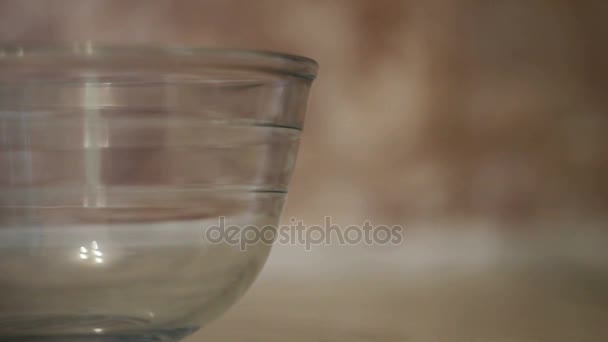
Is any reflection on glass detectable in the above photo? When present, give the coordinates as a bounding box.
[79,241,104,264]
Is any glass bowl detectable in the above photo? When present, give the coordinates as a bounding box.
[0,44,317,341]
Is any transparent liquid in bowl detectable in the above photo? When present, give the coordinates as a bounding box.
[0,209,276,341]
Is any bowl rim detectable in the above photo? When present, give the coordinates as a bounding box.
[0,43,319,80]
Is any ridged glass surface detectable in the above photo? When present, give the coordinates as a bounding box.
[0,46,316,341]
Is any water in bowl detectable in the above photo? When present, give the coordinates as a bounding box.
[0,210,276,341]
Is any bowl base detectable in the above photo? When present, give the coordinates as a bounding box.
[0,315,197,342]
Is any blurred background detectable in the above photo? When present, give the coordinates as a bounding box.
[1,1,607,341]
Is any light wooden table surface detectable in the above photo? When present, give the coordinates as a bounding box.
[185,232,608,342]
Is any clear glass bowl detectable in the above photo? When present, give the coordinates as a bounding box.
[0,45,317,341]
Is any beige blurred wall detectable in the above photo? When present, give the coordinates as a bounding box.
[1,0,607,227]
